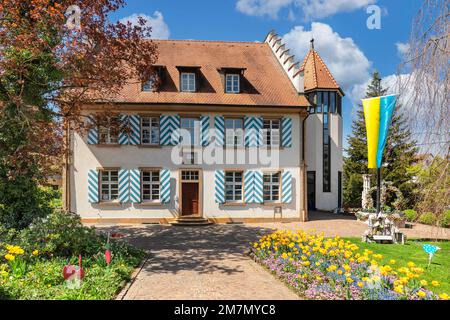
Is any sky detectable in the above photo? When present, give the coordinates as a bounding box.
[109,0,423,149]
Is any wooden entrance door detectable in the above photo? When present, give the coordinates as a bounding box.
[180,170,201,216]
[181,183,199,216]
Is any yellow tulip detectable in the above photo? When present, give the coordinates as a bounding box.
[439,293,449,300]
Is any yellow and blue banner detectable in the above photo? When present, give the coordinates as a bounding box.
[361,94,397,169]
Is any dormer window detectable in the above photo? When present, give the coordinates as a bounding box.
[181,72,196,92]
[141,66,165,92]
[225,74,240,93]
[142,77,155,92]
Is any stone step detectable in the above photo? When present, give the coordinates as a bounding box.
[170,217,213,226]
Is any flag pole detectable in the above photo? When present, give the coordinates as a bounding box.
[376,168,381,215]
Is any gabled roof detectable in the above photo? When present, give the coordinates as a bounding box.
[113,40,310,108]
[300,48,342,94]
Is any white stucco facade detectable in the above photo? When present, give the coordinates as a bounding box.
[69,111,307,222]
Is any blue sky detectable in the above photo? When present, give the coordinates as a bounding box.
[110,0,421,149]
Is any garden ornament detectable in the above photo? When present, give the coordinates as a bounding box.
[105,232,111,265]
[423,244,441,267]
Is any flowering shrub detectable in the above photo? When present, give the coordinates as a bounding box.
[250,230,449,300]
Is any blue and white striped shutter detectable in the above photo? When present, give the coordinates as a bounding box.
[160,115,181,146]
[129,115,141,145]
[244,171,254,203]
[119,115,130,145]
[214,116,225,147]
[215,170,225,204]
[281,171,293,203]
[160,169,171,203]
[87,115,98,145]
[281,117,292,148]
[253,170,264,203]
[200,116,210,146]
[129,169,141,203]
[118,169,130,203]
[88,169,99,203]
[244,117,263,147]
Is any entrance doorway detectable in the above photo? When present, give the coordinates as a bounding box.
[180,170,201,216]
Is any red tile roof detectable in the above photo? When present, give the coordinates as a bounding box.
[300,48,341,93]
[113,40,310,108]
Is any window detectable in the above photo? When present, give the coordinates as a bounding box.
[180,118,201,146]
[141,116,160,145]
[337,94,342,116]
[142,171,160,202]
[100,170,119,201]
[323,112,331,192]
[330,92,336,114]
[225,171,243,202]
[181,72,196,92]
[225,118,244,147]
[142,75,158,92]
[262,119,280,147]
[99,117,118,145]
[323,91,329,113]
[181,170,199,181]
[263,172,280,202]
[315,92,321,113]
[225,74,240,93]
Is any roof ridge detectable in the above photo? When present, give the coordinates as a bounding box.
[153,39,264,45]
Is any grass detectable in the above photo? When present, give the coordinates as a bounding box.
[345,238,450,294]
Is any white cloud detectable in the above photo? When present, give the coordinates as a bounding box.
[395,42,410,56]
[282,23,371,91]
[120,11,170,40]
[236,0,377,19]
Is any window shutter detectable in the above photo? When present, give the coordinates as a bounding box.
[281,117,292,148]
[214,116,225,147]
[281,171,293,203]
[244,117,263,147]
[244,171,254,203]
[129,115,141,145]
[129,169,141,203]
[160,169,171,203]
[160,115,180,146]
[253,170,264,203]
[119,169,130,203]
[88,169,99,203]
[119,115,130,145]
[87,115,98,145]
[200,116,210,146]
[215,170,225,204]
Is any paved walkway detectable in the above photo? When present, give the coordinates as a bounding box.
[91,212,449,300]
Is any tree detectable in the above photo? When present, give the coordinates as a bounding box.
[344,71,418,208]
[398,0,449,216]
[0,0,158,228]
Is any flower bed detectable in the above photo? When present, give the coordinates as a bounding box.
[249,230,448,300]
[0,211,145,300]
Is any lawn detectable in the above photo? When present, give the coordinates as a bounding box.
[344,238,450,294]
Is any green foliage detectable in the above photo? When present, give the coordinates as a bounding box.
[440,210,450,228]
[419,212,437,226]
[344,71,418,208]
[0,181,61,229]
[0,210,145,300]
[404,209,418,222]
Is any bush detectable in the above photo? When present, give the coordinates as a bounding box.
[0,183,61,230]
[419,212,437,226]
[440,210,450,228]
[404,209,418,222]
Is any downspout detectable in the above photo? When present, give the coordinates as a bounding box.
[63,123,71,212]
[301,112,310,221]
